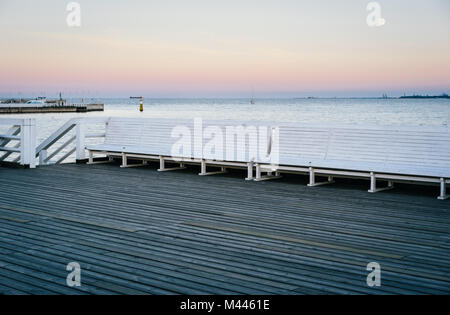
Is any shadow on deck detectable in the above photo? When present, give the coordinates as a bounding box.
[0,163,449,295]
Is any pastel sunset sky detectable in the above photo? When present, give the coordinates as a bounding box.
[0,0,449,97]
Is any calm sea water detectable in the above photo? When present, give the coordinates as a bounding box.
[1,98,449,163]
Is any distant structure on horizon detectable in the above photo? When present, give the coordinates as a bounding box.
[400,93,449,99]
[250,88,255,104]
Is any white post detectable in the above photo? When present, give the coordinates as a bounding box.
[19,122,25,166]
[76,120,86,162]
[29,119,36,168]
[159,156,165,170]
[20,118,36,168]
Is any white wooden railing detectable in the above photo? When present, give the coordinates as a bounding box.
[36,117,109,165]
[0,117,108,168]
[0,118,36,168]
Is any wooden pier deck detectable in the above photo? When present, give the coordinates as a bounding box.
[0,163,449,295]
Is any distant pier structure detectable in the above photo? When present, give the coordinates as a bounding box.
[0,94,104,114]
[45,93,67,106]
[0,103,104,114]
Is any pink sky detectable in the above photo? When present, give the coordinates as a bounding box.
[0,0,449,97]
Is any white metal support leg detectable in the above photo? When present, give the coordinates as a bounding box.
[88,150,93,164]
[307,167,335,187]
[198,159,227,176]
[253,163,282,181]
[368,172,394,193]
[309,167,315,186]
[121,152,127,168]
[120,158,148,168]
[438,178,448,200]
[87,151,115,165]
[255,163,262,180]
[245,162,254,181]
[157,156,186,172]
[200,159,206,175]
[369,172,376,192]
[120,152,147,168]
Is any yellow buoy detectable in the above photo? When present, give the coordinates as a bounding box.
[139,97,144,112]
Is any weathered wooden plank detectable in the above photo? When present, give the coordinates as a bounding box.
[0,283,28,295]
[9,219,420,293]
[1,170,448,229]
[0,205,141,233]
[2,182,448,256]
[89,281,148,295]
[0,163,449,294]
[2,221,442,296]
[0,267,57,295]
[184,221,404,259]
[0,215,30,223]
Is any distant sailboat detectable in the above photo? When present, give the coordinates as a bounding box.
[250,88,255,104]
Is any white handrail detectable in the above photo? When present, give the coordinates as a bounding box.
[36,117,109,165]
[1,117,109,167]
[35,118,78,156]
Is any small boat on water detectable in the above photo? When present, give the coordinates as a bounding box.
[26,99,45,105]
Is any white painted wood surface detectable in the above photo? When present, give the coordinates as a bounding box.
[86,118,450,198]
[0,118,36,168]
[36,117,109,165]
[87,117,271,163]
[265,124,450,178]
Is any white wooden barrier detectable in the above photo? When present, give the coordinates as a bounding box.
[36,117,109,165]
[86,117,272,180]
[86,118,449,199]
[3,116,447,199]
[0,118,36,168]
[257,123,450,200]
